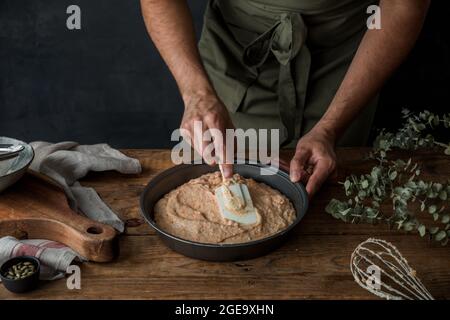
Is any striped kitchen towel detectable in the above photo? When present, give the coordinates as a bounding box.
[0,236,82,280]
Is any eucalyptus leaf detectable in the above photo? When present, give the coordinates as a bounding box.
[404,222,415,232]
[418,225,426,237]
[344,180,351,191]
[428,205,437,214]
[389,171,398,181]
[445,146,450,156]
[361,180,369,189]
[435,230,447,242]
[429,227,439,235]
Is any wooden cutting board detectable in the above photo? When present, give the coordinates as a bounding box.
[0,172,118,262]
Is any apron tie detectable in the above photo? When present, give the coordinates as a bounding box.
[243,13,311,145]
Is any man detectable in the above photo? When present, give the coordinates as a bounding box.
[140,0,430,196]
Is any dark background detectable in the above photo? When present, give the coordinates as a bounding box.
[0,0,448,148]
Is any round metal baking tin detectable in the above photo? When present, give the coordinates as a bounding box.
[140,163,308,261]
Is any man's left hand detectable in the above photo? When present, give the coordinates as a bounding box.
[289,126,337,197]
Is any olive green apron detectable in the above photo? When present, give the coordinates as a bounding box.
[198,0,379,147]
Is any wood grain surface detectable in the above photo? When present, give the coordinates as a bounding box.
[0,148,449,299]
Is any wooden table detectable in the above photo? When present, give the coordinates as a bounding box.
[1,148,449,299]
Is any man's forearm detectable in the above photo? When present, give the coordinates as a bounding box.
[140,0,214,98]
[316,0,430,141]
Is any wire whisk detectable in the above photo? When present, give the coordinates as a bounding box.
[350,238,434,300]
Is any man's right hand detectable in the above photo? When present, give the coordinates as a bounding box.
[181,92,235,178]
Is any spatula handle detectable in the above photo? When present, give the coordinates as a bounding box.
[218,164,225,182]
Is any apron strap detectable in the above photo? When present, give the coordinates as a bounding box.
[243,13,311,146]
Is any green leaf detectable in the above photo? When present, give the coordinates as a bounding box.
[433,213,439,221]
[404,222,415,232]
[358,190,367,198]
[428,205,437,214]
[361,180,369,189]
[433,115,440,126]
[376,187,382,197]
[435,230,447,242]
[439,190,447,201]
[445,146,450,156]
[379,139,389,150]
[429,227,439,235]
[433,183,443,192]
[344,180,351,192]
[371,167,380,180]
[389,171,398,181]
[427,190,438,199]
[442,215,450,224]
[418,225,426,237]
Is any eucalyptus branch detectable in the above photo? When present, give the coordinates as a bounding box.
[326,109,450,245]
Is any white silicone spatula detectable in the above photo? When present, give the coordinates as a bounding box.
[214,164,258,225]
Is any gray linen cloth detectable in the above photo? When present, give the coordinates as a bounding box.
[29,141,142,232]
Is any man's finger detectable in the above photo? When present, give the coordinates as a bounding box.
[290,149,311,182]
[189,120,210,164]
[220,163,233,178]
[206,119,233,178]
[305,160,333,197]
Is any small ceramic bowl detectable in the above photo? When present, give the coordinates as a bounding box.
[0,256,41,293]
[0,137,34,193]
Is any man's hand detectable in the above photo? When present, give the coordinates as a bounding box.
[289,126,337,197]
[181,92,235,178]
